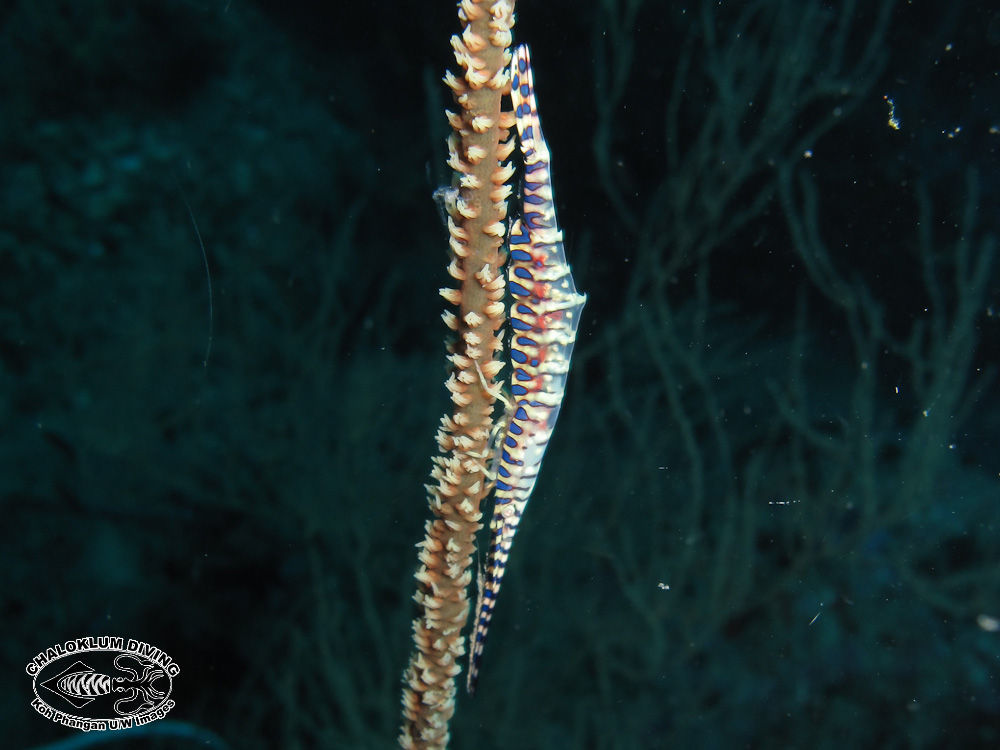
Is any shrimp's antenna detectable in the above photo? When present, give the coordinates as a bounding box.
[175,182,214,371]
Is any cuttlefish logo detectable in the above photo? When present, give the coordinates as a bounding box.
[26,637,178,732]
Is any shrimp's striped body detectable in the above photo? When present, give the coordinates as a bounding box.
[467,44,586,694]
